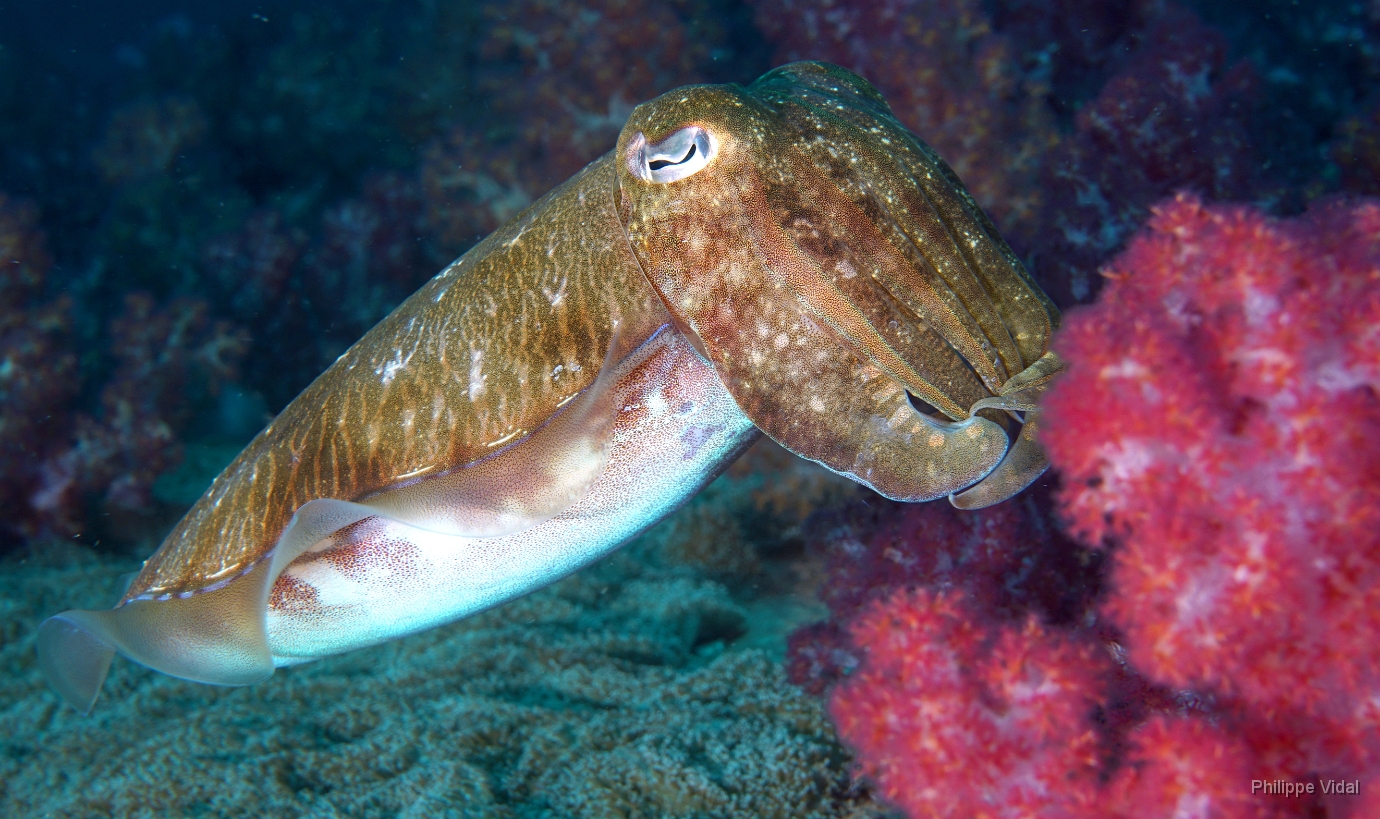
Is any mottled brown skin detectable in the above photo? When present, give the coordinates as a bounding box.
[616,62,1061,501]
[127,160,671,601]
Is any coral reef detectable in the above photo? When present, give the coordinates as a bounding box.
[0,192,247,545]
[4,2,1380,816]
[91,96,208,185]
[199,209,305,327]
[299,171,432,347]
[0,194,76,548]
[32,295,248,539]
[785,492,1100,695]
[1027,8,1265,305]
[830,588,1111,819]
[1335,98,1380,195]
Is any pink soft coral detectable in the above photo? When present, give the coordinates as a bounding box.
[785,496,1101,695]
[830,587,1111,819]
[1042,193,1380,812]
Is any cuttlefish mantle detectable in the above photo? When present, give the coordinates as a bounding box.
[38,61,1062,712]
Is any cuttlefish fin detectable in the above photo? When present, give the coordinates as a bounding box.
[37,558,276,713]
[362,323,627,537]
[37,496,386,712]
[36,617,114,715]
[949,352,1064,510]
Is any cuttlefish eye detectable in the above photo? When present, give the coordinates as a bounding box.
[626,125,716,184]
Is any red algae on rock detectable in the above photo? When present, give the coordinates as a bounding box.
[0,191,249,546]
[91,96,208,185]
[33,295,248,537]
[1030,10,1265,306]
[1335,98,1380,196]
[0,194,77,546]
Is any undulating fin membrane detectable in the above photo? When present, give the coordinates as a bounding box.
[36,558,276,713]
[36,617,115,715]
[360,324,626,537]
[36,495,402,712]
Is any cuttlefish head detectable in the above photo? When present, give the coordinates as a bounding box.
[614,61,1061,504]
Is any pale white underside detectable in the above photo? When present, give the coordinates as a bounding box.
[264,329,756,664]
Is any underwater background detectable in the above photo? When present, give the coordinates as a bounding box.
[1,0,1379,816]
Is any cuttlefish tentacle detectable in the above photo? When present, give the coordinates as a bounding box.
[949,351,1066,509]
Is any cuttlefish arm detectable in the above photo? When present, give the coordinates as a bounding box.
[751,63,1064,508]
[949,350,1065,509]
[615,62,1067,502]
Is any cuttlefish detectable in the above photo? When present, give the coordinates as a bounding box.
[38,62,1062,712]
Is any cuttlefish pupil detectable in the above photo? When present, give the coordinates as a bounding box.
[37,61,1063,713]
[628,125,716,184]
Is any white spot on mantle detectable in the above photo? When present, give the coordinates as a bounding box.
[469,348,486,400]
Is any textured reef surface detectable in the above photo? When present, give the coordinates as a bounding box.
[2,0,1379,816]
[3,449,879,817]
